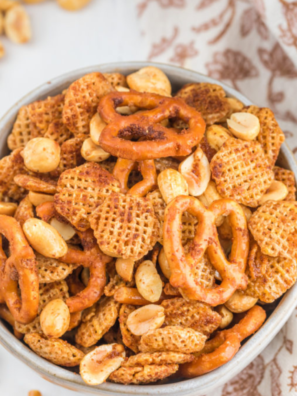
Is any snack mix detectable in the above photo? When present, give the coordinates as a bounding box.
[0,66,295,386]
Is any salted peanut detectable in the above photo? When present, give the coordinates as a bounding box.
[81,138,110,163]
[23,138,61,173]
[116,86,129,92]
[225,290,258,313]
[23,218,68,258]
[40,299,70,338]
[216,305,233,329]
[259,181,288,205]
[158,169,188,204]
[28,191,54,206]
[179,147,210,196]
[116,258,135,282]
[226,97,244,113]
[81,268,90,287]
[198,181,224,226]
[206,125,232,151]
[0,12,3,35]
[4,5,31,44]
[50,218,76,241]
[127,66,171,97]
[135,260,163,303]
[0,202,17,216]
[80,344,125,386]
[90,113,107,145]
[127,305,165,336]
[227,112,260,141]
[57,0,92,11]
[0,39,4,58]
[158,248,171,279]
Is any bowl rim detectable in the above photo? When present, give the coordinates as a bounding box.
[0,61,297,396]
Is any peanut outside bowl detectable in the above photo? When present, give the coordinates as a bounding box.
[0,62,296,396]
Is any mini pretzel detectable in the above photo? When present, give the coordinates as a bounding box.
[179,305,266,378]
[163,196,249,306]
[113,158,157,197]
[98,91,205,161]
[0,215,39,324]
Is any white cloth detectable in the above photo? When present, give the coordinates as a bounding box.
[1,0,297,395]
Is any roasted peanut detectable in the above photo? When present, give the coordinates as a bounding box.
[0,202,17,216]
[57,0,92,11]
[81,138,110,162]
[226,97,244,113]
[115,258,135,282]
[227,112,260,141]
[216,305,233,329]
[135,260,163,303]
[80,344,125,385]
[158,248,171,279]
[23,218,68,258]
[23,138,61,173]
[158,169,188,204]
[50,218,76,241]
[90,113,108,145]
[4,5,31,44]
[179,147,210,196]
[259,181,288,205]
[127,66,171,97]
[40,299,70,338]
[81,268,90,287]
[198,181,224,226]
[225,290,258,313]
[126,305,165,336]
[28,191,54,206]
[206,125,232,151]
[0,12,4,35]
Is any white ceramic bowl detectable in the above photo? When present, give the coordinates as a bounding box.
[0,62,296,396]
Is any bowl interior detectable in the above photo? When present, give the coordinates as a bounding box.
[0,62,297,396]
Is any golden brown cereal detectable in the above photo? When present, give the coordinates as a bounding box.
[248,201,297,260]
[55,162,120,231]
[0,148,26,201]
[175,83,230,125]
[246,243,297,303]
[36,253,74,283]
[14,174,57,194]
[27,95,65,135]
[243,106,285,165]
[24,333,84,367]
[109,364,178,385]
[38,281,69,313]
[119,304,140,353]
[274,166,296,201]
[55,137,84,175]
[123,351,194,367]
[90,193,159,260]
[80,344,125,385]
[44,119,73,145]
[75,297,120,348]
[15,315,42,335]
[63,73,113,137]
[8,106,39,150]
[127,67,171,97]
[210,138,274,207]
[154,158,179,173]
[139,326,207,354]
[161,298,221,336]
[4,5,31,44]
[104,274,130,297]
[103,73,127,88]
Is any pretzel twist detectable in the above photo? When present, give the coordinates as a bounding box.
[179,305,266,378]
[36,202,112,313]
[98,91,205,161]
[113,158,157,197]
[163,196,249,306]
[0,216,39,324]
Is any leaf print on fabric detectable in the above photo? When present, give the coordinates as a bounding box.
[258,43,297,107]
[169,41,198,66]
[288,366,297,392]
[148,26,179,60]
[241,7,269,39]
[222,355,264,396]
[196,0,220,10]
[206,49,258,90]
[270,359,283,396]
[137,0,186,17]
[279,0,297,48]
[192,0,236,44]
[285,337,294,354]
